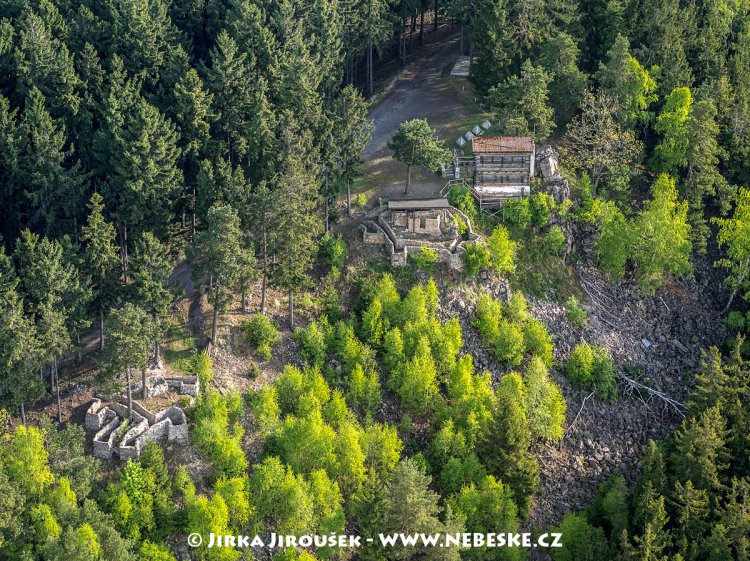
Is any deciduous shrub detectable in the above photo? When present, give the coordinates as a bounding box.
[543,226,566,255]
[502,198,531,229]
[243,314,281,361]
[529,192,554,228]
[410,247,438,270]
[461,242,490,277]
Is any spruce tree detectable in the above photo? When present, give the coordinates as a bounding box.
[268,137,322,328]
[187,204,243,350]
[205,30,254,164]
[480,372,539,515]
[330,85,373,217]
[80,192,122,351]
[13,230,89,422]
[17,87,85,238]
[0,248,42,425]
[597,34,658,128]
[488,59,555,141]
[101,303,155,420]
[129,232,176,374]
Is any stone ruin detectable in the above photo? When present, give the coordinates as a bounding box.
[361,199,480,270]
[85,374,198,460]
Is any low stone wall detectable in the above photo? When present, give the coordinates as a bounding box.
[85,399,107,431]
[131,374,200,399]
[92,412,120,460]
[165,376,199,397]
[85,398,190,460]
[369,205,478,271]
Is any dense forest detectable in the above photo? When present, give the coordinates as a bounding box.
[0,0,749,560]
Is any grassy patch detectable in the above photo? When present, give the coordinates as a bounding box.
[163,321,199,374]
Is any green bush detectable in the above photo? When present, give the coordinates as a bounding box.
[355,193,367,207]
[493,320,526,366]
[319,234,348,270]
[502,198,531,229]
[410,247,438,270]
[725,310,745,332]
[529,192,553,228]
[566,297,588,328]
[257,343,272,361]
[565,342,617,401]
[472,295,503,343]
[543,226,566,255]
[192,391,249,479]
[566,342,596,388]
[487,226,516,274]
[243,314,281,359]
[453,214,468,235]
[523,319,554,365]
[192,351,214,386]
[461,242,490,277]
[295,319,329,366]
[447,185,478,221]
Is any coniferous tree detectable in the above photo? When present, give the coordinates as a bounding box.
[205,30,255,164]
[80,192,122,351]
[16,87,85,239]
[685,98,730,252]
[480,372,539,515]
[488,59,554,141]
[13,230,89,422]
[0,248,42,425]
[268,126,322,328]
[105,97,182,245]
[101,303,154,418]
[597,34,658,128]
[129,232,176,374]
[538,33,588,126]
[466,0,511,95]
[187,204,243,350]
[330,85,373,217]
[14,9,81,120]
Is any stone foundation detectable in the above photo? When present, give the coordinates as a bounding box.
[366,203,479,271]
[88,399,190,461]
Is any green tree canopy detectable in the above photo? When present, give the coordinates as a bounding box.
[387,119,451,194]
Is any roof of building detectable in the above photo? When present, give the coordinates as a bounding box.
[472,136,534,153]
[387,198,451,210]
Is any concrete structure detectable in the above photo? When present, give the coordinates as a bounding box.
[362,199,479,269]
[450,55,471,77]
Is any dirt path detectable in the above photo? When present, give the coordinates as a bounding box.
[362,37,474,201]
